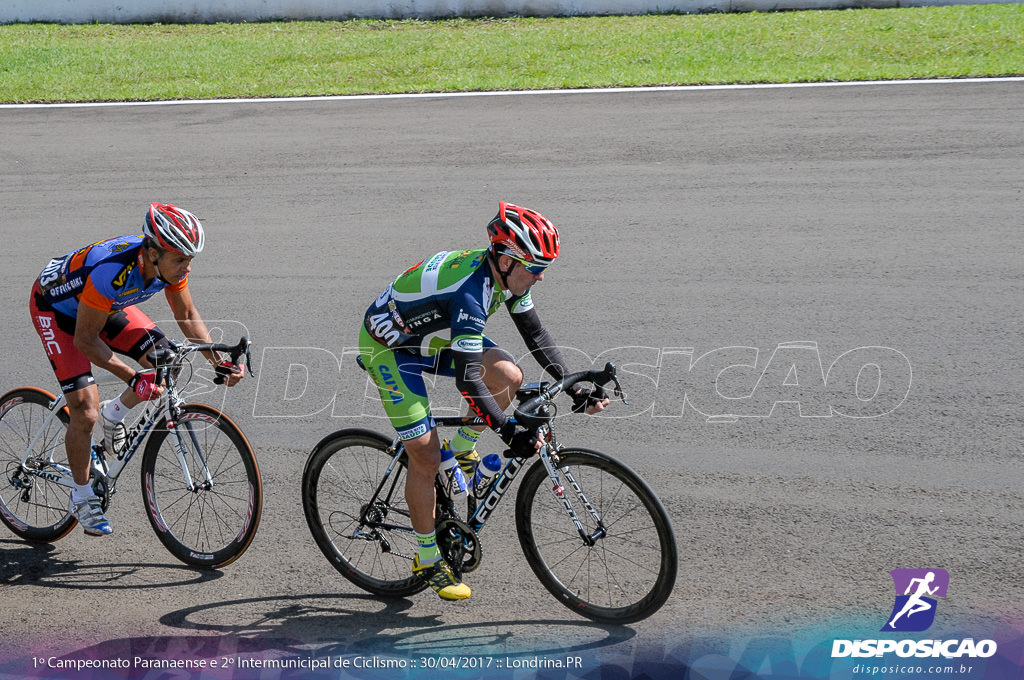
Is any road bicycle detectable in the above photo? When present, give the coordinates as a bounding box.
[0,337,262,569]
[302,361,677,623]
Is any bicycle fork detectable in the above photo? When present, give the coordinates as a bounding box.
[166,409,215,493]
[539,446,607,547]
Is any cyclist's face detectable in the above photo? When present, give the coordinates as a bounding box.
[502,256,545,296]
[154,249,194,284]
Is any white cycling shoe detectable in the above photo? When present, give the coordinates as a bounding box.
[98,400,127,456]
[68,494,113,536]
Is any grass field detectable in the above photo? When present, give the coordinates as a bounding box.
[1,4,1022,103]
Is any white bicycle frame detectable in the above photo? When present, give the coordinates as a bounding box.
[19,373,213,497]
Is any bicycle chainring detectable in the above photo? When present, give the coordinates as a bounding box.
[436,517,481,574]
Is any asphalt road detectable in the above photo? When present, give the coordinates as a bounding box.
[1,81,1022,678]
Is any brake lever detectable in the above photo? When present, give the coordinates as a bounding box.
[611,376,628,405]
[244,341,257,378]
[597,362,628,406]
[214,338,252,385]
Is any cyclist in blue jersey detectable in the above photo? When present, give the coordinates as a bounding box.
[29,203,244,537]
[360,202,609,600]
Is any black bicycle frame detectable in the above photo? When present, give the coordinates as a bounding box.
[363,414,531,536]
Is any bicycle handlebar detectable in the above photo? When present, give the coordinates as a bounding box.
[146,336,255,386]
[513,361,625,429]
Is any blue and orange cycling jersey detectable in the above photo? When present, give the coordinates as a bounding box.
[35,234,187,317]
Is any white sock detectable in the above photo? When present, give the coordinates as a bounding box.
[102,396,129,423]
[71,481,95,502]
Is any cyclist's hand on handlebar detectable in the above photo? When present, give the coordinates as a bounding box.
[215,360,245,387]
[570,386,611,415]
[129,370,163,401]
[506,428,542,458]
[585,397,610,415]
[499,422,543,458]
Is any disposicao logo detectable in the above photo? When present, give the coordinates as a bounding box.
[882,568,949,632]
[831,568,997,660]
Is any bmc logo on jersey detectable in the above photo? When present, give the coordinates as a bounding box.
[35,316,62,356]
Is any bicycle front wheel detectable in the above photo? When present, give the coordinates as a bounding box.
[302,429,426,597]
[140,404,262,569]
[516,448,678,624]
[0,387,76,542]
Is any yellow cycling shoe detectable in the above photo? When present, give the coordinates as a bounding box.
[454,448,480,475]
[412,556,472,600]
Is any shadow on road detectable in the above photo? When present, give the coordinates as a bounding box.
[0,538,223,589]
[153,592,637,657]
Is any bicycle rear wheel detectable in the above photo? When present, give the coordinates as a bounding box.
[516,448,678,624]
[0,387,76,542]
[140,404,262,569]
[302,429,426,597]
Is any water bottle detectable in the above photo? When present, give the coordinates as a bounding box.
[437,446,468,500]
[472,453,503,497]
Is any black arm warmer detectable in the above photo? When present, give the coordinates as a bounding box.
[510,306,569,381]
[452,348,510,433]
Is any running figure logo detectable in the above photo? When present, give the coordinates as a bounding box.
[881,568,949,632]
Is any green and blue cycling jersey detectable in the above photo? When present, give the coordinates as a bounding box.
[360,248,568,441]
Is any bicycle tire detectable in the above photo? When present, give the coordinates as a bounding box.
[140,403,262,569]
[302,429,427,597]
[0,387,77,542]
[516,447,678,624]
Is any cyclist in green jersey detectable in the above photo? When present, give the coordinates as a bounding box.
[360,202,609,600]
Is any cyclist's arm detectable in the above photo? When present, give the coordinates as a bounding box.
[165,286,220,360]
[452,338,510,433]
[508,304,569,381]
[73,293,138,384]
[166,285,212,349]
[508,301,608,413]
[165,285,244,385]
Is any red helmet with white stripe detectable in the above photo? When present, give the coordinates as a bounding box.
[143,203,205,256]
[486,202,560,266]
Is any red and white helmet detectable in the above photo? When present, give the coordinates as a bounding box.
[143,203,205,256]
[486,201,560,266]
